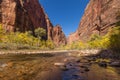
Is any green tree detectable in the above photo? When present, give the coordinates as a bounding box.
[35,28,46,39]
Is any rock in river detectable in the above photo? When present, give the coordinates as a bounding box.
[98,61,107,68]
[54,62,65,66]
[109,61,120,67]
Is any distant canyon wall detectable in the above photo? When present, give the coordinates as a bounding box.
[53,25,67,46]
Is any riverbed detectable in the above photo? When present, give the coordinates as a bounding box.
[0,51,120,80]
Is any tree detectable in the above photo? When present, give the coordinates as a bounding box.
[35,28,46,39]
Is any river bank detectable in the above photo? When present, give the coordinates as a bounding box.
[0,49,119,57]
[0,49,102,55]
[0,50,69,55]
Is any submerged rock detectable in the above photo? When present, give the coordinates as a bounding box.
[0,63,8,68]
[109,61,120,67]
[60,66,69,71]
[75,59,81,63]
[84,68,90,72]
[98,61,107,68]
[54,63,65,66]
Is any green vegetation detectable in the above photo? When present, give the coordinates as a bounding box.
[0,23,119,51]
[35,28,46,39]
[87,33,110,49]
[0,25,55,50]
[62,41,86,50]
[109,26,120,52]
[63,26,120,52]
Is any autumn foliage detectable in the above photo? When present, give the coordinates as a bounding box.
[0,25,55,50]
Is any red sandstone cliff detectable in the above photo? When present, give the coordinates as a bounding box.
[0,0,47,34]
[68,0,120,43]
[0,0,66,45]
[45,15,67,46]
[53,25,67,46]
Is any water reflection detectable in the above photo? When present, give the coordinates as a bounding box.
[0,53,61,80]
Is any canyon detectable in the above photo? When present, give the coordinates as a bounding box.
[0,0,120,45]
[0,1,120,80]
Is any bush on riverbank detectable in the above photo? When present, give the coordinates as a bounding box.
[0,25,55,50]
[109,26,120,52]
[59,41,87,50]
[88,33,110,49]
[63,26,120,52]
[88,26,120,52]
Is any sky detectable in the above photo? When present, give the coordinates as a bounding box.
[39,0,89,37]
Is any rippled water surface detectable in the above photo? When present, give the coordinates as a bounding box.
[0,52,120,80]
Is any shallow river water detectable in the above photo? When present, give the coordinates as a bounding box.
[0,52,120,80]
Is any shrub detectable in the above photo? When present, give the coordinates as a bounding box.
[88,34,102,49]
[88,34,110,49]
[109,26,120,52]
[46,40,55,49]
[0,24,6,42]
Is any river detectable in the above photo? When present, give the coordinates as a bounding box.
[0,51,120,80]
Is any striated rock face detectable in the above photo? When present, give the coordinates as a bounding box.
[45,14,54,41]
[0,0,66,45]
[0,0,16,31]
[68,0,120,43]
[53,25,67,46]
[0,0,47,36]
